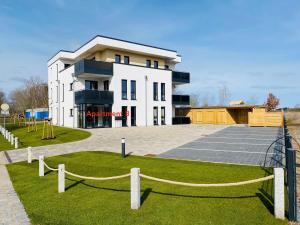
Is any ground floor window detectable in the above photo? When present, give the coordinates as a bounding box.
[78,104,112,128]
[131,106,136,126]
[122,106,127,127]
[161,107,165,125]
[153,107,158,125]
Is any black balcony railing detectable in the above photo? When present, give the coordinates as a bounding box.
[172,71,190,83]
[74,59,113,77]
[75,90,114,105]
[172,117,191,125]
[172,95,190,105]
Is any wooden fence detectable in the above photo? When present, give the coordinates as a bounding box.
[248,111,283,127]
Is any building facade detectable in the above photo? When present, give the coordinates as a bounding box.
[48,35,190,128]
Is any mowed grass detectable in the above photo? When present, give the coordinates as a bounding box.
[7,152,287,225]
[0,123,91,150]
[0,132,14,150]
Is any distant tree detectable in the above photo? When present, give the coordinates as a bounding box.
[265,93,279,111]
[0,90,5,106]
[218,85,230,106]
[190,94,199,107]
[10,76,48,114]
[294,104,300,109]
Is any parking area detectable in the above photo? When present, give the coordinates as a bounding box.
[160,126,283,166]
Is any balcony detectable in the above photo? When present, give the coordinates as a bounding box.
[172,71,190,84]
[75,90,114,105]
[74,59,113,78]
[172,95,190,105]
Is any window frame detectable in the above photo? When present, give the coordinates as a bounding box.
[131,80,136,100]
[153,107,158,125]
[161,106,165,125]
[146,60,151,68]
[153,82,158,101]
[154,61,158,69]
[115,54,121,63]
[124,56,130,65]
[161,83,165,101]
[85,80,98,90]
[121,79,127,100]
[70,108,74,117]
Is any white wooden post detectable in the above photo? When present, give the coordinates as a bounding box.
[10,134,14,145]
[58,164,65,193]
[39,156,44,177]
[131,168,140,209]
[274,167,285,219]
[14,137,18,149]
[7,132,10,141]
[5,130,8,139]
[27,147,32,163]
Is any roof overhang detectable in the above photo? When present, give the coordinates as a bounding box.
[48,35,181,66]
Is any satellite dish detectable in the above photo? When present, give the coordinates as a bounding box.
[1,103,9,111]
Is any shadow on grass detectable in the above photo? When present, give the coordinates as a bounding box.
[65,178,262,207]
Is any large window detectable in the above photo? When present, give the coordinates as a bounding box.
[124,56,130,65]
[131,80,136,100]
[153,82,158,101]
[131,106,136,126]
[161,107,165,125]
[146,60,151,68]
[104,80,109,91]
[153,107,158,125]
[161,83,165,101]
[115,54,121,63]
[122,79,127,100]
[154,61,158,69]
[85,80,98,90]
[122,106,127,127]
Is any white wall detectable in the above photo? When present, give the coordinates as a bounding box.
[48,62,173,128]
[111,64,172,127]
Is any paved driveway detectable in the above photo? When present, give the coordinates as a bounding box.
[160,126,283,166]
[5,125,226,163]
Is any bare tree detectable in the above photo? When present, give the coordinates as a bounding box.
[0,90,6,106]
[200,93,215,107]
[265,93,279,111]
[218,85,230,106]
[10,76,48,114]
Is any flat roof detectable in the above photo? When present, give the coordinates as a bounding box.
[188,105,266,110]
[48,35,181,66]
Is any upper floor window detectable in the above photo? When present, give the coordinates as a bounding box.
[153,82,158,101]
[104,80,109,91]
[115,54,121,63]
[165,65,169,69]
[85,80,98,90]
[62,83,64,102]
[70,83,73,91]
[131,80,136,100]
[122,79,127,100]
[64,64,70,69]
[146,60,151,68]
[161,83,165,101]
[154,61,158,69]
[124,56,130,65]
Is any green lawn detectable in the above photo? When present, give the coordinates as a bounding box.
[0,132,14,150]
[0,123,91,150]
[7,151,287,225]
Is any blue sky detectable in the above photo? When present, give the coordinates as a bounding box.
[0,0,299,107]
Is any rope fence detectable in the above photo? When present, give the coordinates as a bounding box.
[0,125,19,149]
[139,173,274,187]
[25,146,285,220]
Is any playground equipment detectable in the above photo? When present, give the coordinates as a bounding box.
[42,118,55,140]
[27,117,37,132]
[18,114,25,127]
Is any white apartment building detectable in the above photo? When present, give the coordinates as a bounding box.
[48,35,190,128]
